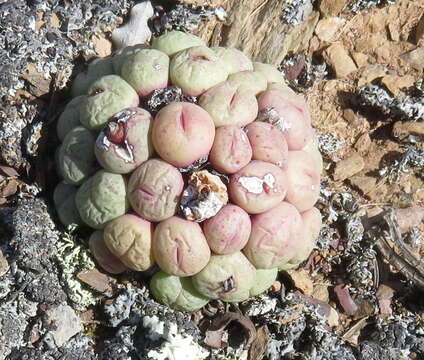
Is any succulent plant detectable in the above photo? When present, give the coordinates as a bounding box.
[229,160,288,214]
[94,108,153,174]
[285,150,321,212]
[128,159,184,222]
[53,181,82,226]
[209,125,252,174]
[75,170,128,229]
[245,121,288,167]
[103,214,154,271]
[89,231,128,274]
[257,86,312,150]
[149,271,209,311]
[54,30,323,311]
[203,204,251,255]
[152,30,205,56]
[250,267,278,297]
[227,70,267,95]
[151,102,215,167]
[56,95,87,141]
[243,201,305,269]
[80,75,139,130]
[121,48,169,97]
[57,126,96,185]
[212,47,253,74]
[71,57,114,98]
[253,62,286,84]
[170,46,229,96]
[198,80,258,127]
[192,251,256,302]
[152,216,211,277]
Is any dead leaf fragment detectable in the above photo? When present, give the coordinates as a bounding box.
[1,179,18,198]
[203,312,257,350]
[248,325,269,360]
[50,13,60,28]
[77,268,113,293]
[0,165,19,177]
[342,317,369,346]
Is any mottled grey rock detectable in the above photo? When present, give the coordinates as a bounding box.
[43,304,83,348]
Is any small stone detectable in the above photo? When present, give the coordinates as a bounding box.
[381,74,415,96]
[319,0,348,17]
[354,133,371,153]
[333,153,365,181]
[111,2,154,49]
[376,284,394,315]
[392,121,424,142]
[357,64,387,87]
[43,304,83,348]
[0,249,9,277]
[285,269,313,296]
[416,14,424,44]
[351,52,368,68]
[400,47,424,71]
[343,108,357,123]
[92,34,112,57]
[394,206,424,233]
[312,283,330,303]
[315,17,346,42]
[271,280,282,293]
[349,175,376,195]
[387,23,400,42]
[324,43,357,78]
[334,284,358,315]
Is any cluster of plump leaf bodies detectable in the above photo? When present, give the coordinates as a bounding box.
[54,31,323,311]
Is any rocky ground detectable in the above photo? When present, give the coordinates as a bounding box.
[0,0,424,359]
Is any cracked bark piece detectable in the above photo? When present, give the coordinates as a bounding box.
[244,201,304,269]
[94,108,153,174]
[128,159,184,222]
[192,251,256,302]
[104,214,154,272]
[229,160,288,214]
[149,271,210,312]
[152,216,210,277]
